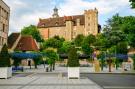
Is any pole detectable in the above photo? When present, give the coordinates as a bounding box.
[44,60,45,68]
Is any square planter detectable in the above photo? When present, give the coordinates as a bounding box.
[68,67,80,79]
[0,67,12,79]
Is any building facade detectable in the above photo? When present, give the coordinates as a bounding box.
[0,0,10,51]
[37,7,100,41]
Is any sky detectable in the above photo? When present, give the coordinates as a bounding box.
[4,0,135,34]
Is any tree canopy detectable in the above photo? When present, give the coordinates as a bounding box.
[21,25,43,42]
[130,0,135,8]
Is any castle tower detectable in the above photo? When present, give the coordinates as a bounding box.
[65,16,73,41]
[52,7,59,18]
[84,8,98,36]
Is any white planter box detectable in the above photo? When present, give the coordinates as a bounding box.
[0,67,12,79]
[68,67,80,79]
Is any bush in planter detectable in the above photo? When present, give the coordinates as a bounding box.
[0,44,11,67]
[67,46,79,67]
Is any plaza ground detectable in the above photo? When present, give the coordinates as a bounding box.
[0,65,135,89]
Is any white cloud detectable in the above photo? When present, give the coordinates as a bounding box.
[4,0,134,34]
[4,0,27,11]
[9,11,50,34]
[59,0,131,16]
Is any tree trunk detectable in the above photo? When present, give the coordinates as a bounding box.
[50,65,52,72]
[35,64,37,69]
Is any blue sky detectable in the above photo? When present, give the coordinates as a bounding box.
[4,0,135,34]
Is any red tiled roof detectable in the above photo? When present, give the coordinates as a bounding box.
[8,33,20,49]
[15,35,39,51]
[37,15,85,28]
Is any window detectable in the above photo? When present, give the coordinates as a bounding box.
[1,37,4,45]
[88,23,90,26]
[2,24,5,32]
[88,17,90,20]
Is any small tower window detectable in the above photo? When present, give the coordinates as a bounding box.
[88,23,90,26]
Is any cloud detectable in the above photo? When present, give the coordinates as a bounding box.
[4,0,134,34]
[59,0,131,15]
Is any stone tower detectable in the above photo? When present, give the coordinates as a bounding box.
[84,8,98,36]
[65,16,73,41]
[52,7,59,18]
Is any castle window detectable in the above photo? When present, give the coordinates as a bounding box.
[88,23,90,26]
[88,17,90,20]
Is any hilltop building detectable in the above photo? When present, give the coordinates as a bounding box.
[37,7,101,41]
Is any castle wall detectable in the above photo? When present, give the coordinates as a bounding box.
[38,9,99,41]
[84,9,98,36]
[39,28,49,40]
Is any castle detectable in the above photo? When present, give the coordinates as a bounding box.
[37,7,100,41]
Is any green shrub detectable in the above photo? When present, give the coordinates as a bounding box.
[0,44,11,67]
[67,46,79,67]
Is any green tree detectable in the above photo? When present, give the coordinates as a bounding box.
[58,41,72,54]
[43,36,63,49]
[33,56,42,69]
[74,34,84,47]
[104,14,135,48]
[86,34,96,45]
[130,0,135,8]
[116,42,128,54]
[0,44,11,67]
[21,25,43,42]
[12,57,22,68]
[133,55,135,70]
[45,50,58,71]
[81,35,95,55]
[67,46,79,67]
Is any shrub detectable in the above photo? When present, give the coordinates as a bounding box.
[67,46,79,67]
[0,44,11,67]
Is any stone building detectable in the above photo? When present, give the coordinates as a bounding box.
[37,7,101,41]
[0,0,10,51]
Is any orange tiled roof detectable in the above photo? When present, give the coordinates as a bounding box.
[15,35,39,51]
[37,15,85,28]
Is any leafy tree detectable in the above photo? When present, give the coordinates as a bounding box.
[43,36,63,49]
[12,57,22,68]
[21,25,43,42]
[128,34,135,48]
[45,50,58,71]
[82,43,93,55]
[67,46,79,67]
[97,52,106,71]
[74,34,84,47]
[53,35,65,42]
[129,0,135,8]
[0,44,11,67]
[133,55,135,70]
[58,41,72,54]
[93,34,108,50]
[104,14,135,48]
[33,56,42,69]
[86,34,96,45]
[116,42,128,54]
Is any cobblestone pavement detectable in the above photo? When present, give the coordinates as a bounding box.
[0,73,102,89]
